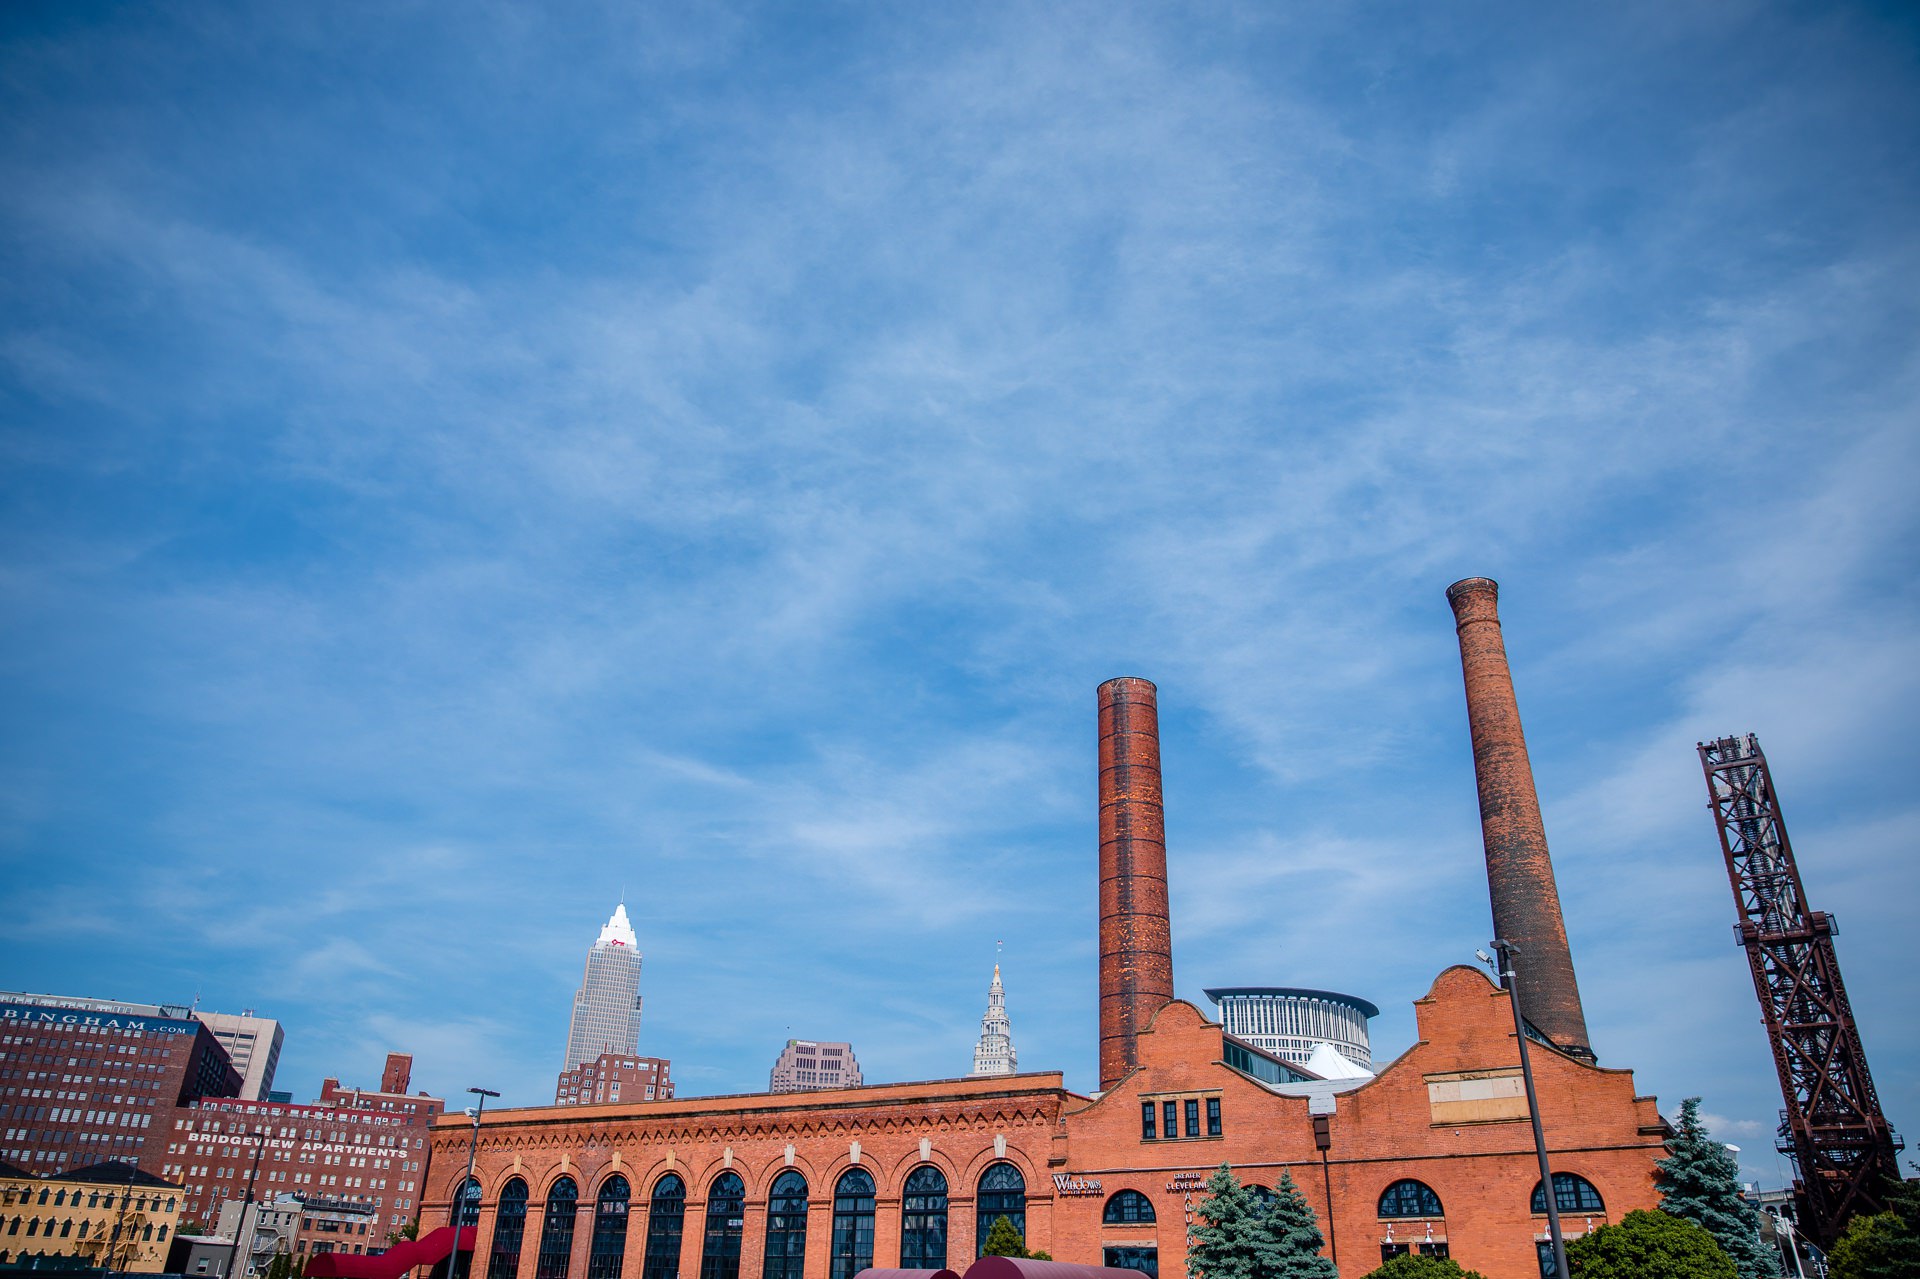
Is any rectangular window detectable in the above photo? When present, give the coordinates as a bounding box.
[1206,1097,1222,1136]
[1184,1099,1200,1138]
[1140,1102,1156,1140]
[1162,1101,1178,1139]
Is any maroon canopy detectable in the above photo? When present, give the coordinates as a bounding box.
[853,1269,960,1279]
[963,1260,1140,1279]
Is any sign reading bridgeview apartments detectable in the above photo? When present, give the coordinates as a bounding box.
[0,1001,199,1036]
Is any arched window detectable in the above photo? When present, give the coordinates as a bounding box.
[59,1222,73,1239]
[974,1164,1026,1258]
[829,1169,875,1279]
[36,1191,47,1206]
[640,1175,686,1279]
[700,1173,745,1279]
[1530,1174,1605,1215]
[1377,1181,1443,1218]
[52,1192,65,1208]
[458,1178,484,1227]
[1102,1191,1155,1225]
[535,1177,579,1279]
[488,1179,530,1279]
[587,1176,631,1279]
[762,1171,808,1279]
[899,1167,947,1269]
[158,1226,168,1242]
[76,1222,88,1239]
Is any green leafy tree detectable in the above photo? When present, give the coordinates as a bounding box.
[387,1217,420,1246]
[1656,1098,1779,1278]
[1360,1255,1488,1279]
[1565,1208,1737,1279]
[1827,1178,1920,1279]
[264,1251,293,1279]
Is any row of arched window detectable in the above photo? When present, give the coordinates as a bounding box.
[8,1187,173,1211]
[2,1217,168,1242]
[1094,1174,1607,1227]
[466,1162,1029,1279]
[1374,1174,1606,1219]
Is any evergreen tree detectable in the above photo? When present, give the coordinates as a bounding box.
[264,1251,292,1279]
[1186,1164,1336,1279]
[982,1216,1028,1258]
[1826,1178,1920,1279]
[1565,1209,1737,1279]
[1656,1098,1780,1279]
[1360,1255,1487,1279]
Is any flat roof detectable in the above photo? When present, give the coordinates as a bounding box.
[1203,987,1381,1019]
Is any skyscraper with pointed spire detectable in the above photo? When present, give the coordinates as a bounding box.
[561,902,644,1072]
[969,963,1017,1076]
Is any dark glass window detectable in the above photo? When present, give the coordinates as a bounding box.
[535,1177,579,1279]
[1205,1098,1221,1137]
[974,1164,1025,1259]
[641,1175,686,1279]
[829,1169,874,1279]
[490,1179,531,1279]
[1418,1243,1450,1259]
[587,1176,631,1279]
[1161,1101,1177,1138]
[1184,1099,1200,1138]
[1377,1181,1444,1219]
[762,1171,808,1279]
[1537,1242,1556,1277]
[458,1178,483,1227]
[1102,1246,1157,1277]
[700,1173,745,1279]
[1380,1244,1410,1262]
[1102,1191,1155,1225]
[1530,1174,1605,1215]
[899,1167,947,1269]
[1140,1103,1156,1141]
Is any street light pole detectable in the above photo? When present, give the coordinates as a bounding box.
[221,1131,267,1279]
[444,1088,499,1279]
[1492,939,1569,1279]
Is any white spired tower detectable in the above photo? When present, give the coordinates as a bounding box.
[562,902,644,1072]
[969,963,1017,1076]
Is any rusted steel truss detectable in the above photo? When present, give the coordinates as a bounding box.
[1697,734,1903,1250]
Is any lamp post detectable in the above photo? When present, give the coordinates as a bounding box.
[221,1131,268,1279]
[444,1088,498,1279]
[1487,939,1569,1279]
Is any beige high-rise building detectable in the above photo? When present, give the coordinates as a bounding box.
[768,1040,861,1092]
[192,1010,285,1101]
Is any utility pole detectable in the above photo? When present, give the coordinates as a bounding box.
[444,1088,498,1279]
[220,1131,267,1279]
[1488,940,1568,1279]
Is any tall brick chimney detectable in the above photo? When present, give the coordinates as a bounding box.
[1098,676,1176,1090]
[1445,578,1594,1061]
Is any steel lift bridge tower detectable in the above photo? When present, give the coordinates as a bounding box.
[1698,734,1904,1250]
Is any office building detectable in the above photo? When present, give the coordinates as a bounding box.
[768,1041,862,1092]
[192,1012,285,1103]
[560,904,644,1073]
[969,964,1017,1076]
[1204,988,1378,1071]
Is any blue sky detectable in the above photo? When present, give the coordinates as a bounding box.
[2,2,1916,1189]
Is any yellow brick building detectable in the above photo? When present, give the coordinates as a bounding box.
[0,1159,184,1273]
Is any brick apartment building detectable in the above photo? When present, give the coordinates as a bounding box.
[555,1053,674,1106]
[159,1054,442,1234]
[0,995,241,1173]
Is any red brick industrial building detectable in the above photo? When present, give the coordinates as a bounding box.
[420,584,1671,1279]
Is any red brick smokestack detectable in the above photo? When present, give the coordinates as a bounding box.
[1098,676,1176,1091]
[1446,578,1595,1061]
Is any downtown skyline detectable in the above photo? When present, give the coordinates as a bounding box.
[2,2,1916,1193]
